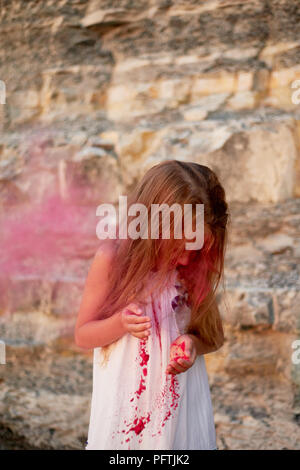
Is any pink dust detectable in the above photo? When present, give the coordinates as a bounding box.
[0,187,96,278]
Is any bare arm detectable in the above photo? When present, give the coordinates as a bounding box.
[74,243,127,350]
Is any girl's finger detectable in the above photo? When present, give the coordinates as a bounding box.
[129,315,151,324]
[166,366,176,375]
[166,365,179,375]
[124,311,150,323]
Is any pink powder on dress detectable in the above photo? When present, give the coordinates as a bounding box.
[113,289,187,448]
[151,299,162,355]
[135,340,149,399]
[114,338,152,447]
[127,413,151,436]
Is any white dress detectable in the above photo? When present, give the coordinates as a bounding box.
[86,268,217,450]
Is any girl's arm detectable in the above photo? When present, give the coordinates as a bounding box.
[74,243,127,350]
[167,325,225,375]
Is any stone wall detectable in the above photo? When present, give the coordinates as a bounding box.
[0,0,299,449]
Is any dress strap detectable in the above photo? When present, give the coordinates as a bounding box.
[172,270,190,311]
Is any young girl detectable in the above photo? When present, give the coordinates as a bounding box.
[75,160,229,450]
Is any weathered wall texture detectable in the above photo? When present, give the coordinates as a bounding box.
[0,0,299,449]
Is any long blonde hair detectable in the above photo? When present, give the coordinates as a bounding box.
[98,160,230,364]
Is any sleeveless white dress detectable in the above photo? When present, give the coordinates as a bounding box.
[86,268,217,450]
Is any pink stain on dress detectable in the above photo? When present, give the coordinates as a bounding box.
[86,269,218,450]
[113,338,152,447]
[151,299,162,355]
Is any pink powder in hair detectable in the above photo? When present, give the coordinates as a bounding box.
[151,299,162,355]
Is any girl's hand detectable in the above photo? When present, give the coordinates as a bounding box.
[166,334,197,375]
[120,303,152,340]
